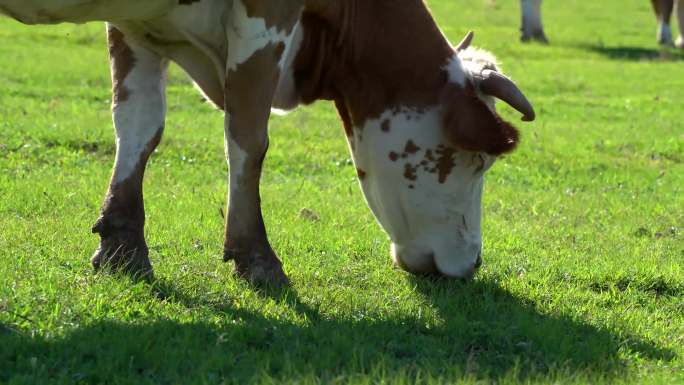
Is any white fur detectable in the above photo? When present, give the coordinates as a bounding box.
[443,55,467,86]
[349,108,493,277]
[225,126,249,185]
[343,48,506,277]
[226,0,291,72]
[458,47,500,110]
[111,33,167,184]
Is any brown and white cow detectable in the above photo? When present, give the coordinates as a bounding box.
[520,0,684,48]
[0,0,535,285]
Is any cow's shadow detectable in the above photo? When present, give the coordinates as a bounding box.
[0,276,673,383]
[577,43,684,61]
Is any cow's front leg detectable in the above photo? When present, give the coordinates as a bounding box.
[223,43,288,286]
[676,0,684,48]
[651,0,675,46]
[91,25,167,278]
[520,0,547,43]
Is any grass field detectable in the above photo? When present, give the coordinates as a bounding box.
[1,0,683,384]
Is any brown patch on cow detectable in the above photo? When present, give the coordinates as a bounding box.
[294,2,522,155]
[356,168,367,180]
[424,149,435,162]
[242,0,302,34]
[226,42,286,151]
[404,163,418,181]
[434,145,457,184]
[442,84,519,155]
[91,126,164,276]
[99,126,164,227]
[381,119,391,132]
[294,1,454,128]
[222,39,293,285]
[651,0,674,22]
[404,140,420,155]
[393,143,461,184]
[336,100,354,137]
[107,26,136,105]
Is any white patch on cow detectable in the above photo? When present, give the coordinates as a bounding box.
[226,0,290,72]
[458,47,500,110]
[347,107,493,278]
[443,55,467,86]
[225,117,249,186]
[112,37,167,184]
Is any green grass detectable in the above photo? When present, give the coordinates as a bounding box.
[0,0,683,384]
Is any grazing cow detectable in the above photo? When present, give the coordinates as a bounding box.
[520,0,684,47]
[0,0,535,284]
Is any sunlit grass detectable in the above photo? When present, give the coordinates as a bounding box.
[0,1,682,384]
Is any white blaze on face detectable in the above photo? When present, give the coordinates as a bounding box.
[348,108,495,278]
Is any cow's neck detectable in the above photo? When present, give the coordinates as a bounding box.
[294,0,455,132]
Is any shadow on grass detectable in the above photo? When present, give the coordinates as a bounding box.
[0,278,674,384]
[577,44,684,61]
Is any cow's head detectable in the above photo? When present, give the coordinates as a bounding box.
[274,2,535,279]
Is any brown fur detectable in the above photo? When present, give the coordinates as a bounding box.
[242,0,303,33]
[651,0,674,21]
[223,39,292,284]
[107,26,135,105]
[295,0,520,155]
[295,0,453,126]
[91,126,163,276]
[441,84,519,155]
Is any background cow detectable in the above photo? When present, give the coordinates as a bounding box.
[0,0,535,285]
[520,0,684,47]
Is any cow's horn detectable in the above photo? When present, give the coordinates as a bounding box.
[480,70,536,122]
[455,31,474,52]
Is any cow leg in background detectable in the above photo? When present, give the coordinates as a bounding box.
[651,0,675,45]
[91,24,167,278]
[520,0,548,43]
[676,0,684,48]
[223,43,288,286]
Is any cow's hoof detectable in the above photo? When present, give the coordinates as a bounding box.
[91,231,153,280]
[521,31,548,44]
[225,249,289,287]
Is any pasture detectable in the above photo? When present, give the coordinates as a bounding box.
[0,0,683,383]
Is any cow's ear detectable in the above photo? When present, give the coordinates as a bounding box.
[441,85,519,155]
